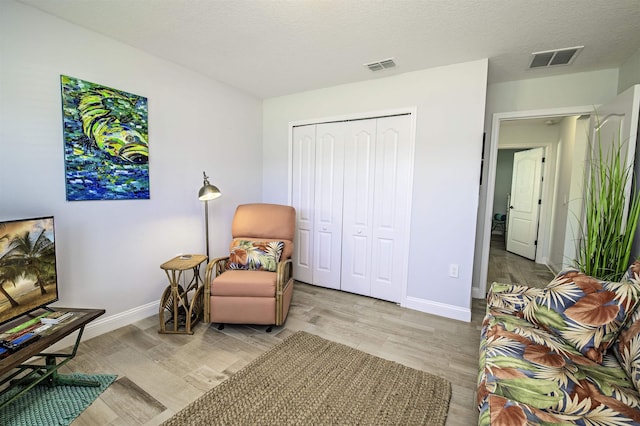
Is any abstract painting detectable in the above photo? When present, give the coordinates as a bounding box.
[60,75,149,201]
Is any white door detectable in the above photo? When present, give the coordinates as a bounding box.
[341,119,376,296]
[340,115,411,303]
[506,147,544,260]
[312,122,345,290]
[291,114,413,303]
[291,125,316,284]
[370,115,412,302]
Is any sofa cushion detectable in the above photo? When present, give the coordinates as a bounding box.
[522,269,640,363]
[613,260,640,392]
[479,395,574,426]
[479,311,640,424]
[486,282,544,315]
[227,239,284,272]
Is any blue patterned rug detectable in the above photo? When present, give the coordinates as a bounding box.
[0,373,117,426]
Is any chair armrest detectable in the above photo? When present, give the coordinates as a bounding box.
[276,258,293,293]
[486,282,544,315]
[205,256,229,283]
[203,256,229,323]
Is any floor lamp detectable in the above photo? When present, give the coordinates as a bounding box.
[198,171,221,259]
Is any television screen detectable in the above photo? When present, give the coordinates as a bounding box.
[0,216,59,325]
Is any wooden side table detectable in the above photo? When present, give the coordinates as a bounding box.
[159,254,207,334]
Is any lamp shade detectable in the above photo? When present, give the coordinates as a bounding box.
[198,172,221,201]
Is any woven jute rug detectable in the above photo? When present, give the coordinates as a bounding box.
[163,331,451,425]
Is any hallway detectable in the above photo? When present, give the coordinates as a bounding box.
[487,233,555,290]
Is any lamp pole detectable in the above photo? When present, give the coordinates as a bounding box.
[204,199,210,259]
[198,171,221,259]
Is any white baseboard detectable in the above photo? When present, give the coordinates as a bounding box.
[403,296,471,322]
[48,300,159,352]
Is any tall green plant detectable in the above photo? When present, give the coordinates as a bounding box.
[575,121,640,282]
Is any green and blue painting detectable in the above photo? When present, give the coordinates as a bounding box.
[60,75,149,201]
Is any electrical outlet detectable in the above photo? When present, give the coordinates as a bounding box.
[449,264,459,278]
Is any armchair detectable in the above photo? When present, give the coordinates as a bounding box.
[204,203,296,331]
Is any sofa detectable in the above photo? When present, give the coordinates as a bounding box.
[478,262,640,425]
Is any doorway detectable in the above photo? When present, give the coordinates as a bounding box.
[475,106,594,299]
[490,146,554,289]
[476,85,640,298]
[487,122,561,290]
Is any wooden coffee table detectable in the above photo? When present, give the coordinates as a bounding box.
[0,307,105,409]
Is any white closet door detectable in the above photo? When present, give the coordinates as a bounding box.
[341,119,376,296]
[312,122,345,289]
[370,115,411,302]
[291,125,316,284]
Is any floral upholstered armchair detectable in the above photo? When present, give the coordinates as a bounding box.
[478,262,640,425]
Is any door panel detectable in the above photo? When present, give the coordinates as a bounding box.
[370,115,411,302]
[341,119,376,296]
[506,147,544,260]
[316,232,334,270]
[291,125,315,283]
[312,122,345,290]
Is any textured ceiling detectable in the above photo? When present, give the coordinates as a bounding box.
[16,0,640,98]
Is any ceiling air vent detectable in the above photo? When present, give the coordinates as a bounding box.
[528,46,583,69]
[365,58,396,72]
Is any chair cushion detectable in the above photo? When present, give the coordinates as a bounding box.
[522,269,640,363]
[227,239,284,272]
[210,296,276,325]
[231,203,296,259]
[232,203,295,241]
[211,270,276,297]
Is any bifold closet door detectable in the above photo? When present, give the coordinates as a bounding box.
[341,115,411,303]
[369,115,412,302]
[341,119,376,296]
[291,125,316,284]
[311,122,345,290]
[292,115,411,303]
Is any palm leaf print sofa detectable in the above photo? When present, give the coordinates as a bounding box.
[478,262,640,425]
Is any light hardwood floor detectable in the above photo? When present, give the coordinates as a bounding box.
[44,239,553,426]
[486,232,555,289]
[56,283,485,426]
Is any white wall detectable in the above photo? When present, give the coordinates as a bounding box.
[548,116,577,272]
[563,118,589,270]
[485,69,619,119]
[263,60,488,321]
[0,2,263,336]
[473,69,619,297]
[619,48,640,94]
